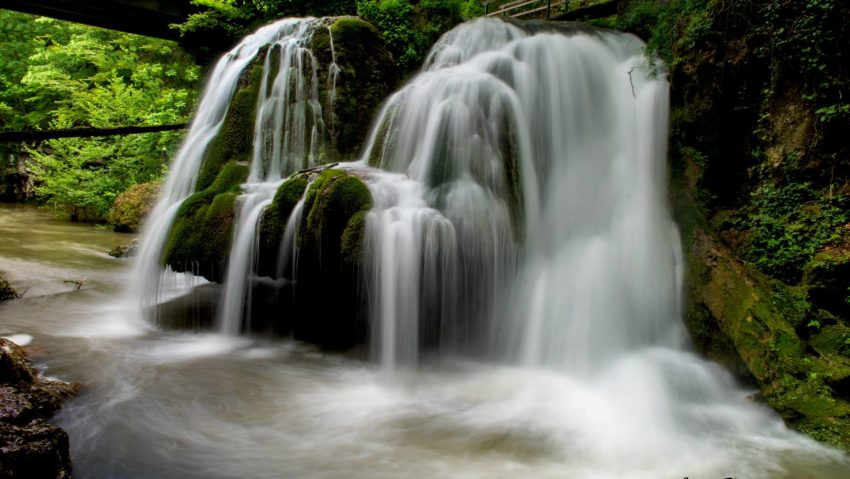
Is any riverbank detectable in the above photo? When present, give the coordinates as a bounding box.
[0,337,79,477]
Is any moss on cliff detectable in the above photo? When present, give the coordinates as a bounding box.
[311,17,397,161]
[196,59,263,192]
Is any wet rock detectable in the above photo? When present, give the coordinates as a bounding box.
[0,277,17,302]
[0,421,72,479]
[109,238,139,258]
[0,339,79,478]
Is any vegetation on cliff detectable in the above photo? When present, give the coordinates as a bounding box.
[610,0,850,448]
[174,0,479,75]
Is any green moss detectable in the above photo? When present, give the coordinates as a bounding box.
[341,210,368,266]
[311,17,396,160]
[196,60,263,191]
[811,324,850,358]
[209,162,249,195]
[257,175,310,269]
[162,189,239,281]
[304,171,372,240]
[804,248,850,317]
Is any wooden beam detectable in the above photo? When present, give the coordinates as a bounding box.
[0,124,188,143]
[0,0,191,40]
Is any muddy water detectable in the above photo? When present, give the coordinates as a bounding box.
[1,203,848,479]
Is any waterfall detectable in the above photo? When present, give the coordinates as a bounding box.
[359,19,683,373]
[133,18,330,334]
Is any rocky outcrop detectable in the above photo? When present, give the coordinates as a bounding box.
[0,339,79,478]
[163,17,394,285]
[673,153,850,449]
[253,168,373,349]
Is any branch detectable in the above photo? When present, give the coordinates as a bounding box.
[0,124,188,143]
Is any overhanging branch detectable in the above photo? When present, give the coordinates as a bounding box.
[0,124,188,143]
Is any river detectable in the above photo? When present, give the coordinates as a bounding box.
[1,203,849,478]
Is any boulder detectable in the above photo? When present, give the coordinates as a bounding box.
[0,339,79,478]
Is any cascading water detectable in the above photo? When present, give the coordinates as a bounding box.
[134,18,332,333]
[359,20,681,374]
[63,13,845,477]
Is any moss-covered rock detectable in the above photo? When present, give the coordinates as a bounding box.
[256,174,310,278]
[311,17,397,161]
[161,162,249,282]
[261,168,372,348]
[300,168,372,248]
[673,151,850,449]
[196,58,263,192]
[108,182,159,233]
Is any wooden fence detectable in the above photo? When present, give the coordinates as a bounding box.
[483,0,567,19]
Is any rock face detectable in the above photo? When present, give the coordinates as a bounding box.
[672,155,850,449]
[0,339,79,478]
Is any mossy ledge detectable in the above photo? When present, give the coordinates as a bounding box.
[161,163,249,282]
[251,168,373,349]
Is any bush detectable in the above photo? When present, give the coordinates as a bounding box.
[356,0,468,74]
[108,182,160,232]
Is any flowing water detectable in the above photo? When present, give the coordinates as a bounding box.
[2,15,850,479]
[1,204,848,478]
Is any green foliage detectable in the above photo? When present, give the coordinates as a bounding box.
[108,182,160,232]
[616,0,712,68]
[0,13,199,220]
[754,0,849,126]
[732,181,848,284]
[173,0,357,61]
[356,0,466,74]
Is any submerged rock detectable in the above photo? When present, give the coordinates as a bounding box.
[0,277,17,302]
[108,239,139,258]
[0,339,79,478]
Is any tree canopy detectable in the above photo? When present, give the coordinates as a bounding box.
[0,11,200,221]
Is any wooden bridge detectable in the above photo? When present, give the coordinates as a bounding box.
[0,0,193,40]
[483,0,619,21]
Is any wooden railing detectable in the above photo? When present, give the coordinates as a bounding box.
[482,0,617,20]
[483,0,567,19]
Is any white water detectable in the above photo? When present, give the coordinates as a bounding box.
[97,16,850,477]
[359,20,680,373]
[133,18,334,334]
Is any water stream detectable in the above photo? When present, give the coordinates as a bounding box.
[1,204,848,478]
[2,15,850,479]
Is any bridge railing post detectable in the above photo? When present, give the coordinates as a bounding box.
[547,0,552,18]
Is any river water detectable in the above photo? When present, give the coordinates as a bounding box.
[1,203,848,478]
